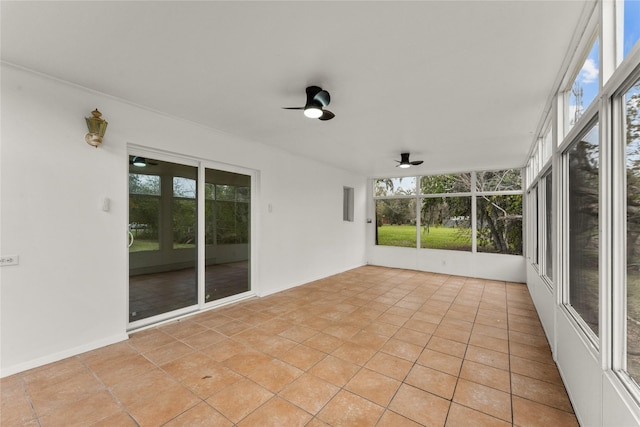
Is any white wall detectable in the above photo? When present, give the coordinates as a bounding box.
[367,245,526,283]
[0,64,367,376]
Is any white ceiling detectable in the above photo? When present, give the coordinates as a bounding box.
[1,1,589,177]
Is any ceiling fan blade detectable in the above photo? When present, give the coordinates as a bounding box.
[282,107,304,110]
[318,110,335,121]
[313,90,330,107]
[411,160,424,165]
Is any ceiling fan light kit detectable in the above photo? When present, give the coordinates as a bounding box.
[284,85,335,121]
[396,152,424,168]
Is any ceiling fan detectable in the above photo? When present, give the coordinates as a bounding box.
[283,86,335,121]
[396,153,423,168]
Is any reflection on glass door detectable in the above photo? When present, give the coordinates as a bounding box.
[129,156,198,322]
[204,168,250,302]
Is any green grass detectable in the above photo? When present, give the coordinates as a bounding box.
[129,240,195,252]
[377,224,471,250]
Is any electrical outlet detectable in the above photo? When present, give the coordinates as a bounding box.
[0,255,19,266]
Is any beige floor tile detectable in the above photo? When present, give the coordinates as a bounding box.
[377,410,423,426]
[460,360,511,393]
[511,373,573,412]
[180,362,243,399]
[38,391,120,427]
[246,359,303,393]
[278,344,326,371]
[280,373,340,413]
[303,332,344,353]
[160,352,216,381]
[416,348,463,376]
[206,378,273,423]
[91,411,138,427]
[446,403,511,427]
[28,369,105,416]
[308,355,361,387]
[510,355,563,385]
[128,383,200,426]
[200,338,247,362]
[128,329,176,353]
[332,341,378,366]
[453,379,512,422]
[143,340,195,365]
[381,338,423,362]
[512,396,579,426]
[405,364,458,399]
[238,397,312,427]
[180,330,227,350]
[111,368,179,407]
[163,402,232,427]
[427,336,467,358]
[434,325,471,343]
[365,351,414,381]
[317,390,385,426]
[221,349,273,376]
[465,345,510,370]
[345,368,401,406]
[388,383,451,426]
[392,327,431,346]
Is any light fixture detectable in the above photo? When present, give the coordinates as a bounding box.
[132,156,147,167]
[304,106,323,119]
[85,109,108,148]
[398,162,411,169]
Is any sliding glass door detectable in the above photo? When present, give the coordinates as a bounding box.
[204,168,251,302]
[128,154,252,327]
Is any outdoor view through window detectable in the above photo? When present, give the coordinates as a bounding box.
[374,170,522,254]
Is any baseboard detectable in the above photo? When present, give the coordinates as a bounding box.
[0,332,129,378]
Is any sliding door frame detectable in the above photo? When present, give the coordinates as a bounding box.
[127,145,258,331]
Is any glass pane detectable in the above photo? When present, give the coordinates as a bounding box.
[375,199,416,247]
[216,184,236,201]
[129,173,160,195]
[532,186,539,264]
[173,177,196,198]
[567,123,600,336]
[374,177,416,196]
[420,173,471,194]
[622,0,640,60]
[545,172,553,280]
[129,194,160,252]
[476,169,522,192]
[205,183,215,200]
[173,199,196,249]
[205,168,250,303]
[237,186,250,202]
[129,158,197,322]
[420,196,471,251]
[477,194,523,255]
[569,39,599,131]
[625,79,640,380]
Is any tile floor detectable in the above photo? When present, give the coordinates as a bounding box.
[1,266,579,426]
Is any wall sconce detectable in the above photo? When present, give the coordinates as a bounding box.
[85,109,108,148]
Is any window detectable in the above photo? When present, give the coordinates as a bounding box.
[544,172,553,281]
[375,198,416,247]
[624,78,640,382]
[129,173,161,252]
[529,186,538,264]
[172,176,197,249]
[373,170,522,253]
[343,187,354,222]
[477,194,523,255]
[374,177,416,196]
[421,196,472,251]
[566,122,600,337]
[621,0,640,62]
[568,38,600,132]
